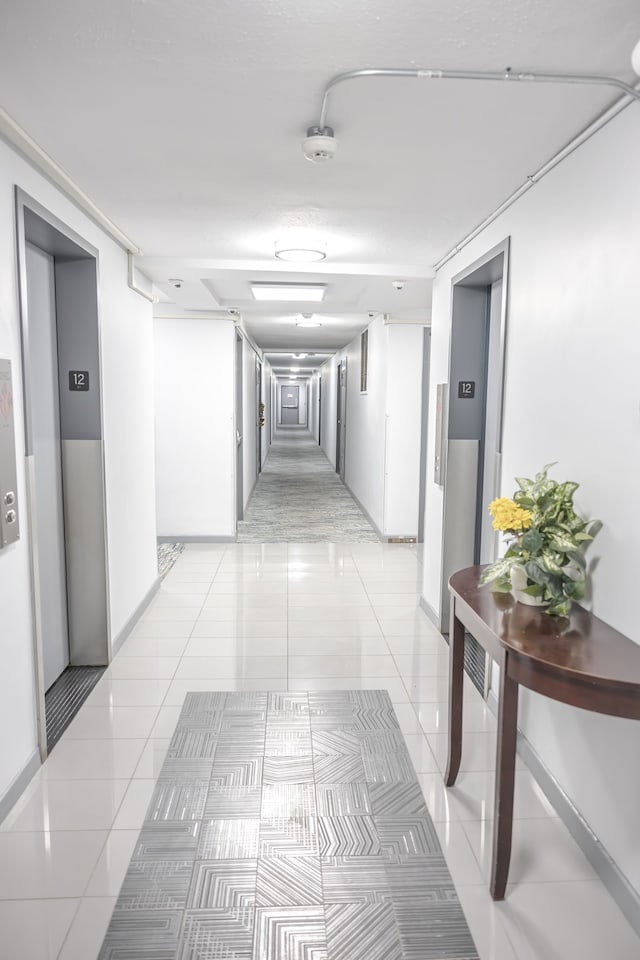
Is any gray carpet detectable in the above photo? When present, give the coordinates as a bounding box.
[238,428,380,543]
[97,690,479,960]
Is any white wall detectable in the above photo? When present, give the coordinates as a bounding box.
[422,106,640,895]
[260,357,272,466]
[0,136,157,808]
[319,356,340,468]
[155,317,235,537]
[309,373,320,442]
[242,336,258,509]
[322,318,423,537]
[383,324,424,535]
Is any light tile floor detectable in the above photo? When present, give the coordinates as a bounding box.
[0,541,638,959]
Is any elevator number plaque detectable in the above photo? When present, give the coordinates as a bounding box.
[69,371,90,391]
[458,381,475,399]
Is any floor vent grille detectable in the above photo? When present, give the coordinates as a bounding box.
[45,666,105,752]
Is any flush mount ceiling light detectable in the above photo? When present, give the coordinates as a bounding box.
[633,38,640,75]
[291,366,300,372]
[297,320,322,328]
[251,282,326,302]
[274,240,327,262]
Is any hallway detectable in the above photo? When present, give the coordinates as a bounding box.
[0,541,638,959]
[238,427,380,542]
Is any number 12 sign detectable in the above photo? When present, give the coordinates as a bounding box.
[69,371,90,392]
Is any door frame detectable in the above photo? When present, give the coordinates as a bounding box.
[15,188,110,760]
[336,358,347,479]
[438,237,510,632]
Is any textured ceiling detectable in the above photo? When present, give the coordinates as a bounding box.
[1,0,638,351]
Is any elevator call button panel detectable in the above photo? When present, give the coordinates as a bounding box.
[0,359,20,548]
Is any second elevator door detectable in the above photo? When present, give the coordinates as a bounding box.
[26,242,70,690]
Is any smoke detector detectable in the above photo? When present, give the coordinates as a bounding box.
[302,125,338,163]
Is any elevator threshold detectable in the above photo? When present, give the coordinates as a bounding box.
[45,665,105,752]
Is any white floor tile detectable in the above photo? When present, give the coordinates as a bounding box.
[190,620,287,639]
[287,676,409,703]
[39,739,146,781]
[391,703,424,734]
[462,817,597,884]
[0,898,79,960]
[103,656,180,680]
[141,606,200,621]
[393,653,450,677]
[84,679,171,707]
[287,620,383,639]
[149,704,184,738]
[173,655,287,679]
[287,593,371,606]
[427,731,525,775]
[196,607,288,621]
[164,677,288,705]
[63,706,160,740]
[111,780,156,830]
[117,636,189,657]
[288,654,398,678]
[149,593,204,609]
[288,636,389,656]
[131,620,194,638]
[402,734,440,773]
[183,636,287,657]
[84,829,139,897]
[433,820,485,885]
[414,700,497,734]
[160,581,210,595]
[1,779,129,832]
[133,739,171,778]
[455,885,519,960]
[496,880,640,960]
[384,635,447,656]
[0,831,107,898]
[57,896,117,960]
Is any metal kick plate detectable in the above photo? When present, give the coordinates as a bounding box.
[0,359,20,547]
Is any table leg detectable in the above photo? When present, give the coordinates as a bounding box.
[490,652,519,900]
[445,604,465,787]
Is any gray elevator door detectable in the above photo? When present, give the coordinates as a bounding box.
[281,385,299,424]
[26,242,70,690]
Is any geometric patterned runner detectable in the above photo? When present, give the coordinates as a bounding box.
[98,689,478,959]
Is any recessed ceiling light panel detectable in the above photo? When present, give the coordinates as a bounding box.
[296,321,322,328]
[251,282,326,302]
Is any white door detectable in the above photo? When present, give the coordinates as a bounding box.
[26,242,70,690]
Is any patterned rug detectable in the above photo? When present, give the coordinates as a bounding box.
[98,690,478,960]
[158,541,185,578]
[238,427,380,542]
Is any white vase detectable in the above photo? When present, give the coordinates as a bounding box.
[510,565,549,607]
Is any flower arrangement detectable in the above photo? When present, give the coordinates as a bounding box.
[480,464,599,616]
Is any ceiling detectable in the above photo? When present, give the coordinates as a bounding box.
[1,1,639,357]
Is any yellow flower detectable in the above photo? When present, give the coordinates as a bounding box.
[489,497,532,532]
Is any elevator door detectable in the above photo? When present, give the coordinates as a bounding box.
[281,385,299,424]
[26,242,69,690]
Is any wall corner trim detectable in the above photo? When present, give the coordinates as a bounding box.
[0,749,41,825]
[485,691,640,938]
[111,576,161,657]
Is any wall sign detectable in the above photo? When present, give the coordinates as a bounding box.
[69,370,90,391]
[458,380,475,399]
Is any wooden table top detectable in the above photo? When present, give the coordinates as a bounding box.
[449,565,640,695]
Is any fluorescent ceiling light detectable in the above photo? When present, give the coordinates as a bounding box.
[290,366,300,372]
[250,282,325,302]
[296,321,322,328]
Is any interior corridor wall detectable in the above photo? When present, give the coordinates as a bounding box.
[260,357,272,467]
[0,136,157,811]
[309,373,320,442]
[319,355,340,468]
[422,106,640,896]
[155,317,235,537]
[242,336,258,510]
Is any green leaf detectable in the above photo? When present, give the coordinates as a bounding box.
[521,529,544,553]
[524,561,550,585]
[538,552,564,576]
[479,557,514,585]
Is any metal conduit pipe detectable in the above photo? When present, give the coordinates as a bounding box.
[316,66,640,129]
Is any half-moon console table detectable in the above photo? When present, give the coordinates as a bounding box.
[446,565,640,899]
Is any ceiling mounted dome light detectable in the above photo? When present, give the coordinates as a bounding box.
[274,240,327,262]
[633,38,640,75]
[302,125,338,163]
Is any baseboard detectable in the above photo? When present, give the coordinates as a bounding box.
[157,535,237,543]
[111,576,161,657]
[341,483,383,540]
[0,749,41,825]
[485,690,640,938]
[420,595,442,630]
